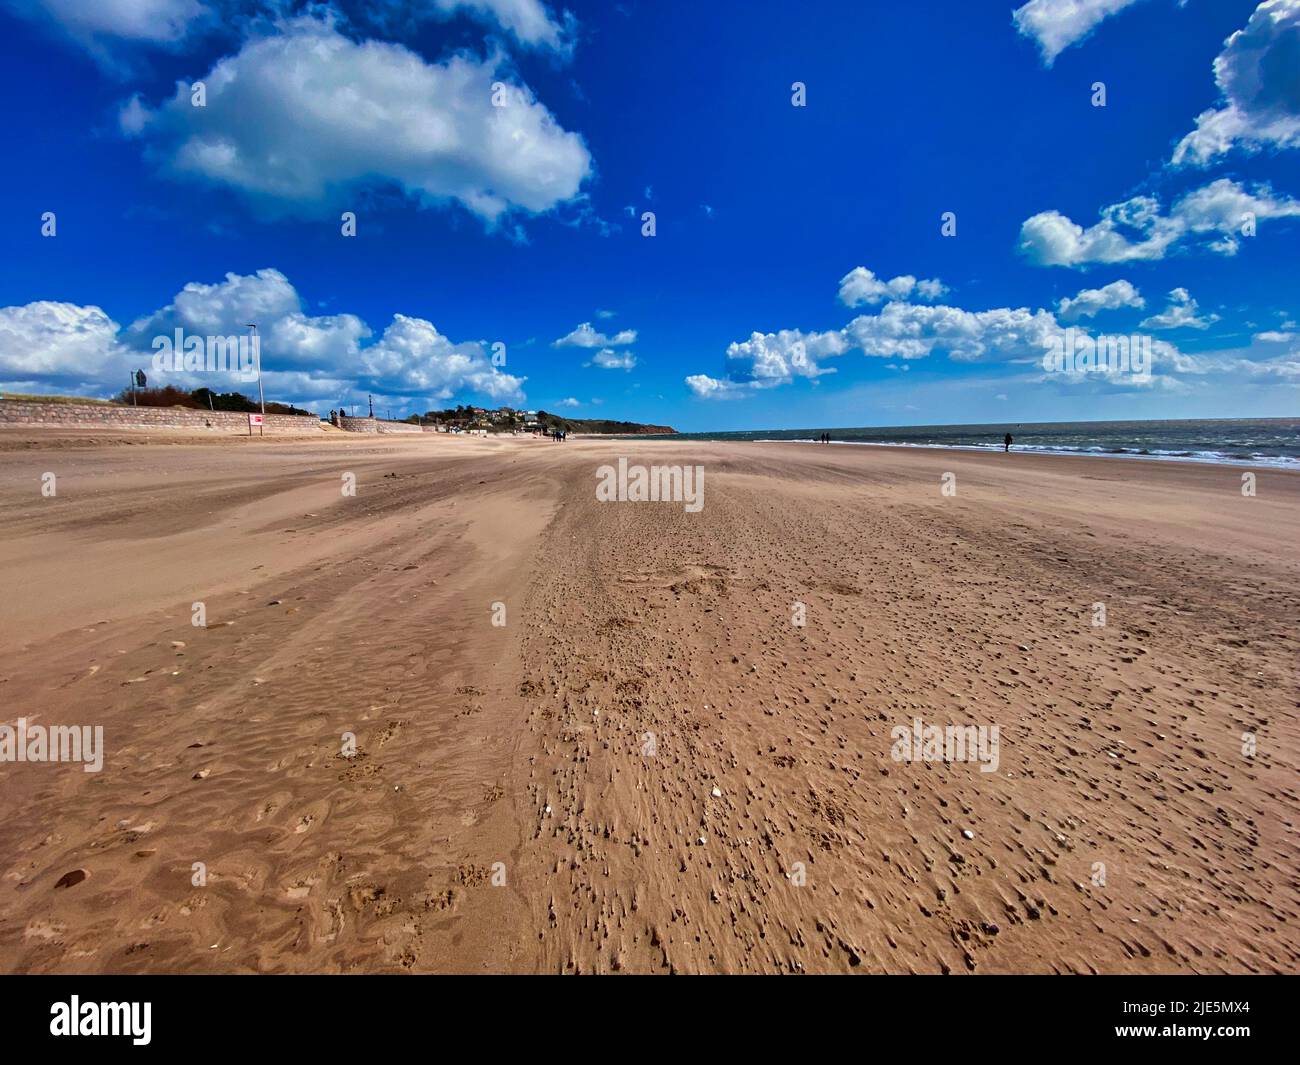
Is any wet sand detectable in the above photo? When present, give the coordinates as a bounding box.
[1,432,1297,973]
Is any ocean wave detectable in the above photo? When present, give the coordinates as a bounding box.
[766,438,1300,469]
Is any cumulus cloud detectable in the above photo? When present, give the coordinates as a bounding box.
[126,268,369,370]
[1174,0,1300,165]
[358,313,523,400]
[1056,279,1145,319]
[686,328,849,398]
[0,301,132,390]
[553,321,636,348]
[1018,178,1300,265]
[727,329,848,382]
[681,273,1240,400]
[1140,287,1219,330]
[588,348,637,370]
[0,268,524,408]
[1012,0,1146,65]
[685,374,743,399]
[684,301,1074,398]
[837,267,947,307]
[845,303,1061,363]
[1253,329,1296,341]
[122,14,591,223]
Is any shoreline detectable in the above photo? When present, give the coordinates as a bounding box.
[761,437,1300,471]
[5,423,1294,475]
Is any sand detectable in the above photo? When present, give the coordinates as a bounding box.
[0,431,1297,974]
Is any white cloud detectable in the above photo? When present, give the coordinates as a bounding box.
[553,321,636,348]
[1253,329,1296,341]
[845,302,1061,362]
[555,396,580,407]
[725,329,849,384]
[838,267,947,307]
[687,305,1065,399]
[1057,279,1145,319]
[685,329,849,398]
[123,14,592,223]
[0,268,524,408]
[588,348,637,370]
[680,274,1239,400]
[1140,287,1219,330]
[685,374,749,399]
[0,301,131,385]
[127,268,368,369]
[1155,348,1300,380]
[1174,0,1300,165]
[430,0,571,50]
[1020,196,1175,265]
[1012,0,1146,65]
[359,314,524,401]
[9,0,211,52]
[1019,178,1300,265]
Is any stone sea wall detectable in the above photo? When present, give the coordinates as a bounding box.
[0,399,323,434]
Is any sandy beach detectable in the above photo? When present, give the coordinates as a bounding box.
[1,431,1297,974]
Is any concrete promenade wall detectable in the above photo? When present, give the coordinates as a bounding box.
[0,399,323,434]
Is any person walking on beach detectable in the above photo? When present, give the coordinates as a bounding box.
[1004,432,1013,453]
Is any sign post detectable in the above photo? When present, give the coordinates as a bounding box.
[248,412,264,437]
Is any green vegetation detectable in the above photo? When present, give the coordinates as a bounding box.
[412,405,674,434]
[1,392,116,405]
[536,411,675,435]
[112,386,314,417]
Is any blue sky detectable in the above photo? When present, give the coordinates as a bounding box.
[1,0,1298,430]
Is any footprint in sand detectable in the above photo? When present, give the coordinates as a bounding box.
[54,869,89,890]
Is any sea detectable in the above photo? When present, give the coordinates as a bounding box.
[638,418,1300,469]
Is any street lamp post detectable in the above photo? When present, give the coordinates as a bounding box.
[245,323,264,416]
[244,323,264,437]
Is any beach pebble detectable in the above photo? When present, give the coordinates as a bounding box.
[962,829,974,840]
[711,787,722,798]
